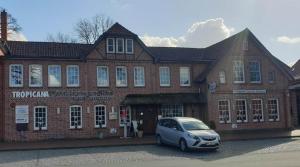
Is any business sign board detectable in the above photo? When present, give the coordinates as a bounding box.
[15,105,29,124]
[233,89,267,94]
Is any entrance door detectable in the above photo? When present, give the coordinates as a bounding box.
[297,96,300,125]
[135,105,158,135]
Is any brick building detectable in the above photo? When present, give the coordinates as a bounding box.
[0,10,297,141]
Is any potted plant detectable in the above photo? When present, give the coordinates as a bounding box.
[137,123,143,138]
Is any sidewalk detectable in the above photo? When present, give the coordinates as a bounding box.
[0,129,300,151]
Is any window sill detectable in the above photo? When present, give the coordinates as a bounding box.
[116,85,128,88]
[134,85,145,88]
[97,85,110,88]
[69,127,83,130]
[180,85,191,87]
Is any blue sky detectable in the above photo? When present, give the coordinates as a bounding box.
[2,0,300,65]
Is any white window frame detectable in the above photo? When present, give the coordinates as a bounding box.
[218,100,231,123]
[97,66,109,87]
[233,60,245,83]
[29,64,43,87]
[48,65,61,87]
[119,106,131,127]
[69,105,83,129]
[160,104,184,117]
[66,65,80,87]
[219,71,226,84]
[9,64,23,87]
[94,105,107,128]
[125,39,134,54]
[235,99,248,123]
[134,66,145,87]
[180,67,191,86]
[33,106,48,131]
[106,38,115,53]
[251,99,264,122]
[116,38,124,53]
[249,61,261,83]
[116,66,127,87]
[267,98,280,122]
[268,71,276,83]
[159,67,170,87]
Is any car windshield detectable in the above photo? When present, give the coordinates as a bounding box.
[181,120,210,130]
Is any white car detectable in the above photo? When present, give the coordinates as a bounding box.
[155,117,220,151]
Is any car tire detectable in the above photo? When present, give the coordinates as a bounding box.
[156,135,163,145]
[179,139,188,152]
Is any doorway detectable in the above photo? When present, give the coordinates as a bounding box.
[132,105,158,135]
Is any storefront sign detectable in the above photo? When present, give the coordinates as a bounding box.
[15,105,29,123]
[233,89,266,94]
[12,91,49,98]
[109,112,117,120]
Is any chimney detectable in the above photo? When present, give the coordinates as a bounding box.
[1,10,7,41]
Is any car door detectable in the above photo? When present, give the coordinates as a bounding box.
[168,120,183,145]
[158,119,172,144]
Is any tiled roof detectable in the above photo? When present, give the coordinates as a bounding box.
[292,60,300,79]
[6,41,93,59]
[148,47,213,63]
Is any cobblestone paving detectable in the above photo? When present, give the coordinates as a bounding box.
[0,137,299,167]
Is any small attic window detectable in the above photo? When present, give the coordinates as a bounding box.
[107,38,115,53]
[116,38,124,53]
[126,39,134,54]
[242,39,248,51]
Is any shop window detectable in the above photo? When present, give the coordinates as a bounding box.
[159,67,170,86]
[218,100,231,123]
[219,71,226,84]
[94,105,106,128]
[116,66,127,87]
[119,106,131,126]
[97,66,109,87]
[29,64,43,87]
[134,66,145,87]
[34,106,47,130]
[251,99,264,122]
[249,61,261,83]
[235,100,248,123]
[268,99,280,121]
[106,38,115,53]
[233,60,245,83]
[9,64,23,87]
[268,71,276,83]
[69,105,82,129]
[180,67,191,86]
[48,65,61,87]
[161,104,184,117]
[67,65,80,87]
[116,38,124,53]
[126,39,134,54]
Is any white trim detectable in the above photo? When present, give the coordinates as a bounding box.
[66,65,80,87]
[33,106,48,131]
[125,38,134,54]
[48,65,62,87]
[116,38,124,53]
[97,66,109,87]
[116,66,127,87]
[94,105,107,128]
[218,99,231,124]
[159,66,170,87]
[106,38,115,53]
[29,64,43,87]
[219,70,226,84]
[9,64,23,87]
[251,99,264,122]
[134,66,145,87]
[235,99,248,123]
[69,105,83,129]
[233,60,245,84]
[179,67,191,87]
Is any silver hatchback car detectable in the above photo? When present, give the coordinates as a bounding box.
[155,117,220,151]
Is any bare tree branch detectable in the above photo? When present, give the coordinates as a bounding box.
[46,32,77,43]
[0,7,22,35]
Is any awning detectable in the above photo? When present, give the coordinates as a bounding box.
[122,93,207,105]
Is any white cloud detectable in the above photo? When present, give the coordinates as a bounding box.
[140,18,234,48]
[277,36,300,44]
[7,30,27,41]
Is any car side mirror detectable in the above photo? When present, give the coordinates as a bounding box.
[172,127,177,131]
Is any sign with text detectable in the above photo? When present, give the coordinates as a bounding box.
[15,105,29,124]
[233,89,266,94]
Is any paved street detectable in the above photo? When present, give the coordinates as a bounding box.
[0,137,300,167]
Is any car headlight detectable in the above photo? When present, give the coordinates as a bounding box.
[187,133,199,140]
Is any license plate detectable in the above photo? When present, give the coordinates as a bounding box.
[207,142,214,145]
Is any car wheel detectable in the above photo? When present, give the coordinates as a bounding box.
[156,135,163,145]
[179,139,188,152]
